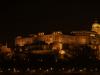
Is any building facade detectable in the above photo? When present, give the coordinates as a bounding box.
[14,22,100,60]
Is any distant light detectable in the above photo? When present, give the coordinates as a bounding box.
[50,67,53,70]
[95,68,98,71]
[8,68,11,71]
[72,68,75,72]
[59,69,61,71]
[90,69,93,72]
[67,69,71,72]
[16,70,20,72]
[90,34,95,37]
[39,68,42,70]
[13,68,16,72]
[79,69,83,72]
[40,59,43,62]
[59,50,65,54]
[46,69,49,72]
[32,70,36,72]
[83,68,87,71]
[30,69,36,73]
[27,68,30,71]
[62,68,65,70]
[0,70,3,72]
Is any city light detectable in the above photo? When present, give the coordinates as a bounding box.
[0,22,100,74]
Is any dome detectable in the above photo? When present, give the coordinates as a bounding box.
[92,22,100,28]
[92,21,100,34]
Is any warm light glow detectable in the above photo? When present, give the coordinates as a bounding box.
[44,35,53,44]
[59,50,66,55]
[38,32,44,36]
[90,34,95,37]
[59,50,66,59]
[92,22,100,34]
[52,43,63,51]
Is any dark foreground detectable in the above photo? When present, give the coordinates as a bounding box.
[0,72,100,75]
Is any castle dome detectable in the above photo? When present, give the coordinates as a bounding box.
[92,20,100,34]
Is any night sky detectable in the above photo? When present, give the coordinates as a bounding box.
[0,1,100,39]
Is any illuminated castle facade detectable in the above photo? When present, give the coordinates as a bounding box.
[15,22,100,60]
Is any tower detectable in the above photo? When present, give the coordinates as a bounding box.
[92,20,100,34]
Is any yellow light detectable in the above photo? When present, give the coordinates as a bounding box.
[92,22,100,34]
[59,50,65,55]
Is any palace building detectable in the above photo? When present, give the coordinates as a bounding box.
[14,21,100,60]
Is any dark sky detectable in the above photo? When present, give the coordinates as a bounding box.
[0,0,100,38]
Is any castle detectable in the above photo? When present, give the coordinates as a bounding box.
[14,21,100,60]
